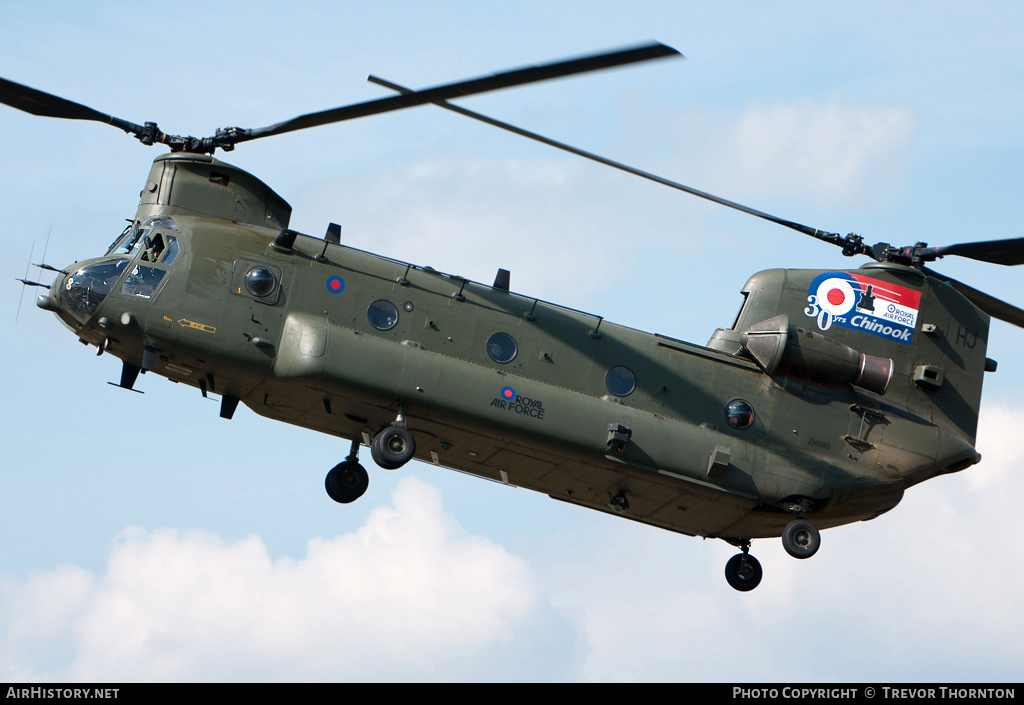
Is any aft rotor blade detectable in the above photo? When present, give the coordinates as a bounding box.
[367,74,853,251]
[920,238,1024,266]
[0,76,151,136]
[242,43,681,143]
[921,266,1024,328]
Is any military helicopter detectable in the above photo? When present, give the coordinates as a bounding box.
[5,42,1023,591]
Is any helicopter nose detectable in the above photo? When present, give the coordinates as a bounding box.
[35,272,65,313]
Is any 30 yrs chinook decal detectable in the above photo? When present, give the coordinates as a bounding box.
[805,272,921,343]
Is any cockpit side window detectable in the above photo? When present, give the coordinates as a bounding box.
[106,221,136,255]
[111,227,148,257]
[121,264,167,299]
[128,231,180,265]
[107,217,180,257]
[161,236,180,265]
[107,227,180,301]
[141,232,161,262]
[141,232,168,262]
[121,231,180,299]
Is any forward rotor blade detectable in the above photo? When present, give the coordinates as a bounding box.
[242,43,681,143]
[367,73,851,251]
[0,76,149,135]
[922,266,1024,328]
[922,238,1024,266]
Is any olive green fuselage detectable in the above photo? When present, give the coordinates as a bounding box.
[48,153,986,542]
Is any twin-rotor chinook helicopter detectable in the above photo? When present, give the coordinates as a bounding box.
[5,43,1024,590]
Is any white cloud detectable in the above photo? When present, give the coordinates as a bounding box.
[0,566,95,682]
[4,410,1022,682]
[970,402,1024,489]
[0,479,540,682]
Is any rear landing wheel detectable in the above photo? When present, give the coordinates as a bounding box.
[325,460,369,504]
[725,553,762,592]
[782,519,820,559]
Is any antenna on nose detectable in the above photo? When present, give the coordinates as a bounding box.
[16,229,70,321]
[14,242,35,323]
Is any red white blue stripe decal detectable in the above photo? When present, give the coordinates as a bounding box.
[805,272,921,343]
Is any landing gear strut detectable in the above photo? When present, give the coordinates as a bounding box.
[325,439,369,504]
[723,516,821,590]
[724,541,762,592]
[370,406,416,470]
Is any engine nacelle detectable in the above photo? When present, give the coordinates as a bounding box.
[742,315,893,395]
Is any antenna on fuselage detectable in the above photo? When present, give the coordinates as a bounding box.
[317,222,342,262]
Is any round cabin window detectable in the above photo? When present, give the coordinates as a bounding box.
[724,399,755,429]
[486,332,518,364]
[605,365,636,397]
[367,300,399,331]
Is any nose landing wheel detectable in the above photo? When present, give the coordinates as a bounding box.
[325,439,369,504]
[325,460,369,504]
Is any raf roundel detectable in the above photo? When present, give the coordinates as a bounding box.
[325,276,346,294]
[814,277,857,316]
[501,387,516,401]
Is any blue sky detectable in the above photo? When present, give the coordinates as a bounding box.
[1,0,1022,682]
